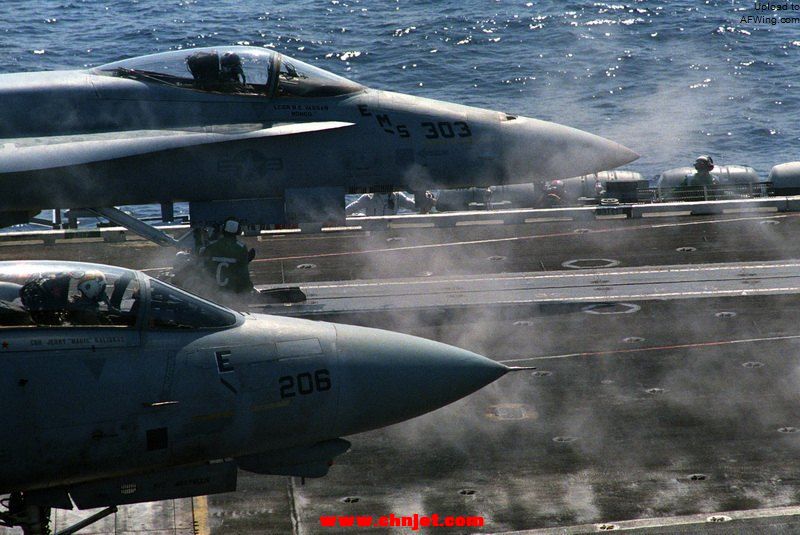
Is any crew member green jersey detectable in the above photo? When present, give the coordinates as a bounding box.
[201,235,254,293]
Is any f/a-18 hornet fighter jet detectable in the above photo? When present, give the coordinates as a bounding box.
[0,46,637,232]
[0,260,511,534]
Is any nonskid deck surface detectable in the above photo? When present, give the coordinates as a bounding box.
[277,289,800,533]
[255,260,800,318]
[2,211,800,533]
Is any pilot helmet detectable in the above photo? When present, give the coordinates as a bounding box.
[221,52,242,69]
[694,155,714,171]
[223,218,241,236]
[77,270,107,300]
[175,250,193,266]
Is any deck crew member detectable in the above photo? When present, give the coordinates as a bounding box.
[683,155,716,187]
[416,190,437,214]
[677,155,717,201]
[200,218,254,293]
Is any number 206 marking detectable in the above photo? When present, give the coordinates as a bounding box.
[279,369,332,398]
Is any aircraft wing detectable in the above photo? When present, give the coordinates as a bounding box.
[0,121,354,174]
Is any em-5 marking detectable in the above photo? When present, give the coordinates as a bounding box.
[357,104,472,139]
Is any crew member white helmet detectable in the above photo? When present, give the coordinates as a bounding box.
[77,270,107,300]
[223,218,241,235]
[695,155,714,171]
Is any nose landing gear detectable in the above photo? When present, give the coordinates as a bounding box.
[0,492,117,535]
[0,493,50,535]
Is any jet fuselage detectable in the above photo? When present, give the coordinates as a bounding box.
[0,261,506,500]
[0,46,638,213]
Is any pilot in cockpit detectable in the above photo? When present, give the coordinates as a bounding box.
[67,270,114,325]
[187,51,247,92]
[19,273,72,325]
[220,53,246,85]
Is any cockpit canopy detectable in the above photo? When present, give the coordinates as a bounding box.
[93,46,363,98]
[0,261,236,330]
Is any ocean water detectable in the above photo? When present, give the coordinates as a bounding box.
[0,0,797,226]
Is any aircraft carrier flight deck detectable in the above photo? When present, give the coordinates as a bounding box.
[3,202,800,533]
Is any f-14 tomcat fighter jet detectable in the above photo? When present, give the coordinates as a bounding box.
[0,46,637,234]
[0,261,510,534]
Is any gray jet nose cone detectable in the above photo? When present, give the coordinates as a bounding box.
[503,116,639,180]
[333,323,507,436]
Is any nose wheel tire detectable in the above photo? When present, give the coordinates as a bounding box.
[0,492,117,535]
[0,493,51,535]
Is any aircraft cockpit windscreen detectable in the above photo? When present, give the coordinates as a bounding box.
[93,46,363,98]
[147,279,236,330]
[0,262,140,328]
[276,55,363,98]
[94,46,275,96]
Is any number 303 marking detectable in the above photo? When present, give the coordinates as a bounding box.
[279,369,332,398]
[421,121,471,139]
